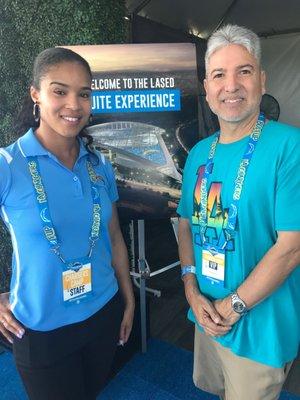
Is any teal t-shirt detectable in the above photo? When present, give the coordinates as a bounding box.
[177,120,300,367]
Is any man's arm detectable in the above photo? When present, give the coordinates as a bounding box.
[214,231,300,322]
[178,217,231,336]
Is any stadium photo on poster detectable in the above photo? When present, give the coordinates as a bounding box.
[65,43,199,219]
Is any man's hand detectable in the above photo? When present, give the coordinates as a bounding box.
[192,294,232,337]
[0,292,25,344]
[214,297,241,326]
[185,277,231,336]
[178,218,231,337]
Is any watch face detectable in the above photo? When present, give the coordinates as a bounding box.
[233,301,245,313]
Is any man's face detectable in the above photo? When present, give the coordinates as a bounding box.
[204,44,266,124]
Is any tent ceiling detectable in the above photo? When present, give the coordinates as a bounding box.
[126,0,300,39]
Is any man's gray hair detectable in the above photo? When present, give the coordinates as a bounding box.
[205,24,261,72]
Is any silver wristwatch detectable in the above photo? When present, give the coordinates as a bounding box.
[231,292,248,315]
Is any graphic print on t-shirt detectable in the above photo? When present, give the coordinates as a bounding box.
[192,164,234,251]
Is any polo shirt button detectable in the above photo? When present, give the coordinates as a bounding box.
[73,176,78,181]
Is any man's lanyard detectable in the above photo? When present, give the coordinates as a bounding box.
[199,112,265,247]
[27,156,101,264]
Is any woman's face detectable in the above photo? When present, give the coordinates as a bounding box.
[31,61,92,141]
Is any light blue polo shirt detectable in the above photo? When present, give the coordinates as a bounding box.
[0,128,119,331]
[177,120,300,367]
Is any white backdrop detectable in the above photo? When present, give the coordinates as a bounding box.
[262,33,300,127]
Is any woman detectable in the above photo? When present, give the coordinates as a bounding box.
[0,47,135,399]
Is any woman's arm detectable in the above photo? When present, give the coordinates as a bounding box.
[109,204,135,344]
[0,292,25,343]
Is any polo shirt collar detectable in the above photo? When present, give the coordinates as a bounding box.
[18,128,48,157]
[18,128,89,159]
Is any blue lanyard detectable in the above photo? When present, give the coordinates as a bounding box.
[199,113,265,246]
[27,157,101,263]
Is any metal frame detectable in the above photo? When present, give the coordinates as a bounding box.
[129,219,180,352]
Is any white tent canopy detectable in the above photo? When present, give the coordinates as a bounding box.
[126,0,300,127]
[262,34,300,126]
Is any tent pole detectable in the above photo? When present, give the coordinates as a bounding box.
[211,0,239,34]
[132,0,153,15]
[138,219,148,353]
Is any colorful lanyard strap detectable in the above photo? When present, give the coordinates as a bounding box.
[27,156,101,263]
[199,112,265,247]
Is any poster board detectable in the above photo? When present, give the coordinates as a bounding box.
[66,43,199,219]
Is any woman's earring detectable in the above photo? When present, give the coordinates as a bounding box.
[89,114,93,125]
[33,102,40,122]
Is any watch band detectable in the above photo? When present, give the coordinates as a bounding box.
[231,292,248,315]
[181,265,196,280]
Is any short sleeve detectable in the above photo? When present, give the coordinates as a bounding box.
[275,135,300,231]
[0,151,12,206]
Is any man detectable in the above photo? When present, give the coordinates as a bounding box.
[177,24,300,400]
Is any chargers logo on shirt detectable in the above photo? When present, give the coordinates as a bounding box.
[192,165,235,251]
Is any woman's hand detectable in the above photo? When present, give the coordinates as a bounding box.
[118,302,135,345]
[0,292,25,344]
[109,204,135,345]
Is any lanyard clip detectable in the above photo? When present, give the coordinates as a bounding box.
[51,245,65,263]
[88,237,98,258]
[222,229,235,250]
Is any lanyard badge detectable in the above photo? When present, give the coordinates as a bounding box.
[62,256,92,304]
[199,113,265,286]
[202,244,225,285]
[27,157,101,305]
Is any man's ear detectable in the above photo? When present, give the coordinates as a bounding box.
[203,78,208,101]
[30,86,40,104]
[261,70,266,95]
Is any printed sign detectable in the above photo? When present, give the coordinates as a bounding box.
[65,43,199,219]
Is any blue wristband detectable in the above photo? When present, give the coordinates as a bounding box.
[181,265,196,279]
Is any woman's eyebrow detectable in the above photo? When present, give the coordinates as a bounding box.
[50,81,92,91]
